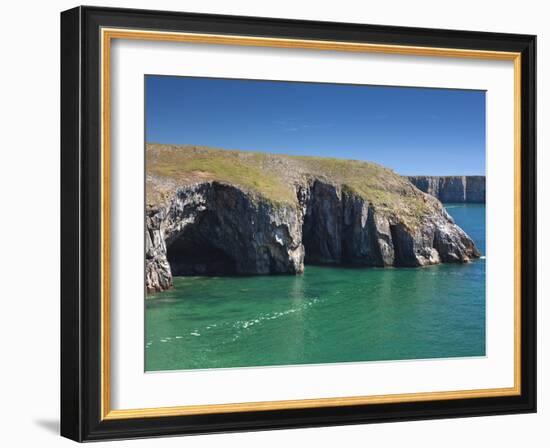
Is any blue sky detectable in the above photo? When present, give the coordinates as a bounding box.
[145,76,485,175]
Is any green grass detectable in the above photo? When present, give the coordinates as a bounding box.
[147,145,296,204]
[146,143,431,226]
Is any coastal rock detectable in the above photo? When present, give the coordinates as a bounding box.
[145,211,173,293]
[407,176,485,203]
[466,176,486,203]
[146,179,480,294]
[300,181,393,266]
[146,182,304,293]
[300,181,344,264]
[144,145,481,294]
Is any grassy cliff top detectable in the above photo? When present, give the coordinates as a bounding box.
[146,144,432,223]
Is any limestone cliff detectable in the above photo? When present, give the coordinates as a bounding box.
[407,176,485,203]
[146,145,481,294]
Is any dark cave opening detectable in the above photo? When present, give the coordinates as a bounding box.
[166,214,237,276]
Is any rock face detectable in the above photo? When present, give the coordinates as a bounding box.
[146,182,305,293]
[146,179,480,294]
[407,176,485,203]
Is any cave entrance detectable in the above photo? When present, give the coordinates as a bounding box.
[166,213,237,276]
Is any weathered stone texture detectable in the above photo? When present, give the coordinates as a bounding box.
[146,179,480,294]
[407,176,485,203]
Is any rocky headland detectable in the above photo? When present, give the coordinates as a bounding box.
[146,144,480,294]
[407,176,485,203]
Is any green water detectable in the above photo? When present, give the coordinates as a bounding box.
[145,204,485,371]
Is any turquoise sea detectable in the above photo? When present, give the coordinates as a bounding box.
[145,204,486,371]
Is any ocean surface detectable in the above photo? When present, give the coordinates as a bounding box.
[145,203,486,371]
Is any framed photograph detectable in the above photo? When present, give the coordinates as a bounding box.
[60,6,536,442]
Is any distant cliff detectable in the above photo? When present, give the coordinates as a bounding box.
[407,176,485,203]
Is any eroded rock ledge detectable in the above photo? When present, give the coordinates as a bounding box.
[146,180,480,294]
